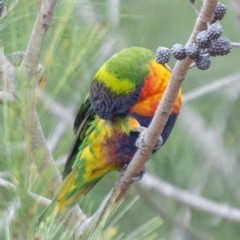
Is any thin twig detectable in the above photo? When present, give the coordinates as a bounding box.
[40,91,74,127]
[188,62,196,70]
[140,174,240,223]
[0,177,86,232]
[28,192,51,206]
[0,177,50,206]
[47,120,67,153]
[189,0,200,16]
[231,42,240,48]
[183,72,240,103]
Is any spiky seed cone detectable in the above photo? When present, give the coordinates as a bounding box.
[213,2,227,22]
[199,48,209,56]
[185,43,200,60]
[206,22,223,40]
[209,37,232,57]
[171,43,186,60]
[195,53,211,70]
[155,47,171,64]
[196,30,210,49]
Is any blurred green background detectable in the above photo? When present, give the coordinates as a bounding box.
[0,0,240,239]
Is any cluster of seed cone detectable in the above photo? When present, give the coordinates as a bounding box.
[156,2,231,70]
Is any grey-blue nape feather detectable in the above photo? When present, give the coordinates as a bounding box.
[90,80,142,120]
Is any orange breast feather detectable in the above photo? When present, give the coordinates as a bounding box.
[130,61,182,116]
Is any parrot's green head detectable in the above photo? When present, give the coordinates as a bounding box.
[90,47,155,120]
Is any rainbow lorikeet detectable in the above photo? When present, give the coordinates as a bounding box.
[38,47,182,223]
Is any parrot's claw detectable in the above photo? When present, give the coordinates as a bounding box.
[153,136,163,150]
[134,126,163,150]
[131,166,147,181]
[134,126,148,150]
[118,163,147,181]
[118,163,129,176]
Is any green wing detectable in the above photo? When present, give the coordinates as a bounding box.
[62,96,96,179]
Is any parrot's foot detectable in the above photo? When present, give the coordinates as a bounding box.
[134,126,163,150]
[118,163,128,176]
[132,167,147,181]
[118,163,147,181]
[153,136,163,150]
[134,126,148,150]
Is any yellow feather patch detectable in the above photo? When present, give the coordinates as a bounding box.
[113,116,140,134]
[56,168,78,201]
[95,64,135,94]
[57,183,96,210]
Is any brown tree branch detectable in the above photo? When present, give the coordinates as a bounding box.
[19,0,58,86]
[15,0,59,188]
[17,0,61,196]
